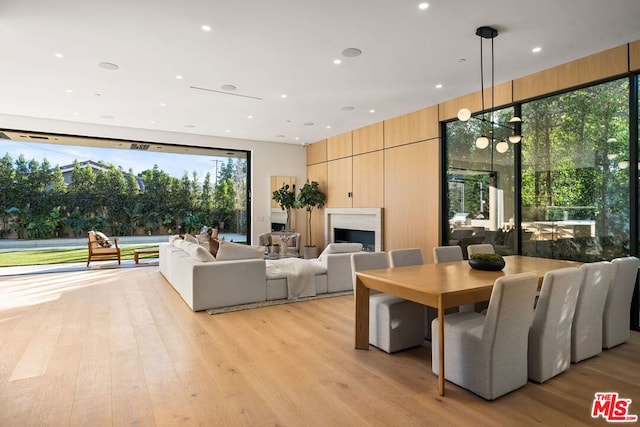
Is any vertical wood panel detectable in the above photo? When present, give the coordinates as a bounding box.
[326,157,352,208]
[513,45,629,101]
[384,106,439,148]
[353,122,384,155]
[439,81,513,121]
[306,139,327,165]
[384,140,440,262]
[327,132,353,160]
[306,163,327,249]
[631,40,640,71]
[352,151,384,208]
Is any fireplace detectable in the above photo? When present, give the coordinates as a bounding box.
[334,228,375,252]
[325,208,383,252]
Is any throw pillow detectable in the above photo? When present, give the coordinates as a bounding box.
[190,244,216,262]
[95,231,112,248]
[216,241,263,261]
[184,234,198,244]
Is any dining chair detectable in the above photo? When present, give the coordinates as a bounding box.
[433,245,475,312]
[432,245,463,263]
[527,267,582,383]
[352,252,424,353]
[571,261,613,362]
[389,248,424,267]
[603,256,640,349]
[431,272,538,400]
[467,243,495,257]
[388,248,434,339]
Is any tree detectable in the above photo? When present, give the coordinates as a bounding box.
[295,181,326,247]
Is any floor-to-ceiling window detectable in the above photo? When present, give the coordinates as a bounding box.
[521,78,630,262]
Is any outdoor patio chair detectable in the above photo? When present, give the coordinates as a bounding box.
[87,230,121,266]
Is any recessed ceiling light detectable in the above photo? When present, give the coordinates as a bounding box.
[326,125,332,129]
[435,84,443,89]
[295,137,300,140]
[160,103,166,107]
[532,47,542,53]
[418,3,429,10]
[333,59,342,65]
[341,106,355,111]
[247,115,254,119]
[369,109,376,113]
[98,62,119,70]
[201,25,211,32]
[225,129,231,133]
[66,89,73,93]
[55,53,64,58]
[341,48,362,58]
[281,94,288,98]
[220,84,237,91]
[176,75,183,80]
[73,112,79,116]
[150,120,156,124]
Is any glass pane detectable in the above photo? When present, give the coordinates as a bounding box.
[521,78,630,261]
[445,107,517,257]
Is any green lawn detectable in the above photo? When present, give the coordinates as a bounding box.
[0,244,160,267]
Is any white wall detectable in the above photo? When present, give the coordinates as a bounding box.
[0,114,308,245]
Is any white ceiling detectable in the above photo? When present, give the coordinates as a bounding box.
[1,0,640,148]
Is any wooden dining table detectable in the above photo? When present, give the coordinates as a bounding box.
[354,255,581,396]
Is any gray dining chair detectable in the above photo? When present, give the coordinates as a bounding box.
[389,248,424,267]
[431,272,538,400]
[603,256,640,349]
[571,261,613,362]
[352,252,424,353]
[527,267,582,383]
[433,245,474,312]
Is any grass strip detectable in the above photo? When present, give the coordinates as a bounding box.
[0,244,160,267]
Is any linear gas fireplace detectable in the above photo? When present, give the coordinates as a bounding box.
[334,228,375,252]
[325,208,383,252]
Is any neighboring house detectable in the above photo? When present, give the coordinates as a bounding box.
[59,160,145,191]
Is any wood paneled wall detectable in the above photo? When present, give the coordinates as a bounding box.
[306,39,640,255]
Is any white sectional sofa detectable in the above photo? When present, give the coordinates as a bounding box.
[159,239,363,311]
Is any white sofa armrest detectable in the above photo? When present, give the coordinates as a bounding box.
[322,253,358,292]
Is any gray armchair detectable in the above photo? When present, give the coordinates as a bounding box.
[258,231,301,256]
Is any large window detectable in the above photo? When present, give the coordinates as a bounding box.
[444,107,517,256]
[521,78,630,262]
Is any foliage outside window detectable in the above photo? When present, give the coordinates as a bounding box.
[521,78,630,262]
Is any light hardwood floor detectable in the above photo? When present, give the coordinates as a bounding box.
[1,265,639,426]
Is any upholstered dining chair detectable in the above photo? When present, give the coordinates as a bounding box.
[467,243,495,257]
[527,267,582,383]
[433,245,474,312]
[431,272,538,400]
[388,248,433,339]
[603,256,640,349]
[432,245,463,264]
[571,261,613,363]
[351,252,424,353]
[389,248,424,267]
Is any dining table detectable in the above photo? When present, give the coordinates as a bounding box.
[354,255,582,396]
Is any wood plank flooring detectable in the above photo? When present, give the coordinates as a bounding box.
[1,266,639,426]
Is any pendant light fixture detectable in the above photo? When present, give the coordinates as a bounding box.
[457,26,521,153]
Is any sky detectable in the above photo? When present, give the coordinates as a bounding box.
[0,140,234,180]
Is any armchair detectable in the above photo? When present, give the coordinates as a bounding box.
[87,230,121,266]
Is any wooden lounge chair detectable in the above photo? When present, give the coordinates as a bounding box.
[87,230,121,266]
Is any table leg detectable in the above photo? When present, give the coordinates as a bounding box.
[438,296,445,396]
[134,252,140,264]
[354,276,370,350]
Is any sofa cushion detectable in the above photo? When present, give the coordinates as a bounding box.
[180,240,216,262]
[216,241,263,260]
[169,234,182,244]
[318,243,363,260]
[184,234,198,244]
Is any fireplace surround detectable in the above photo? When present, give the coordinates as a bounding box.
[324,208,383,252]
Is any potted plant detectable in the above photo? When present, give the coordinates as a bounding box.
[272,183,296,231]
[296,180,326,259]
[468,252,505,271]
